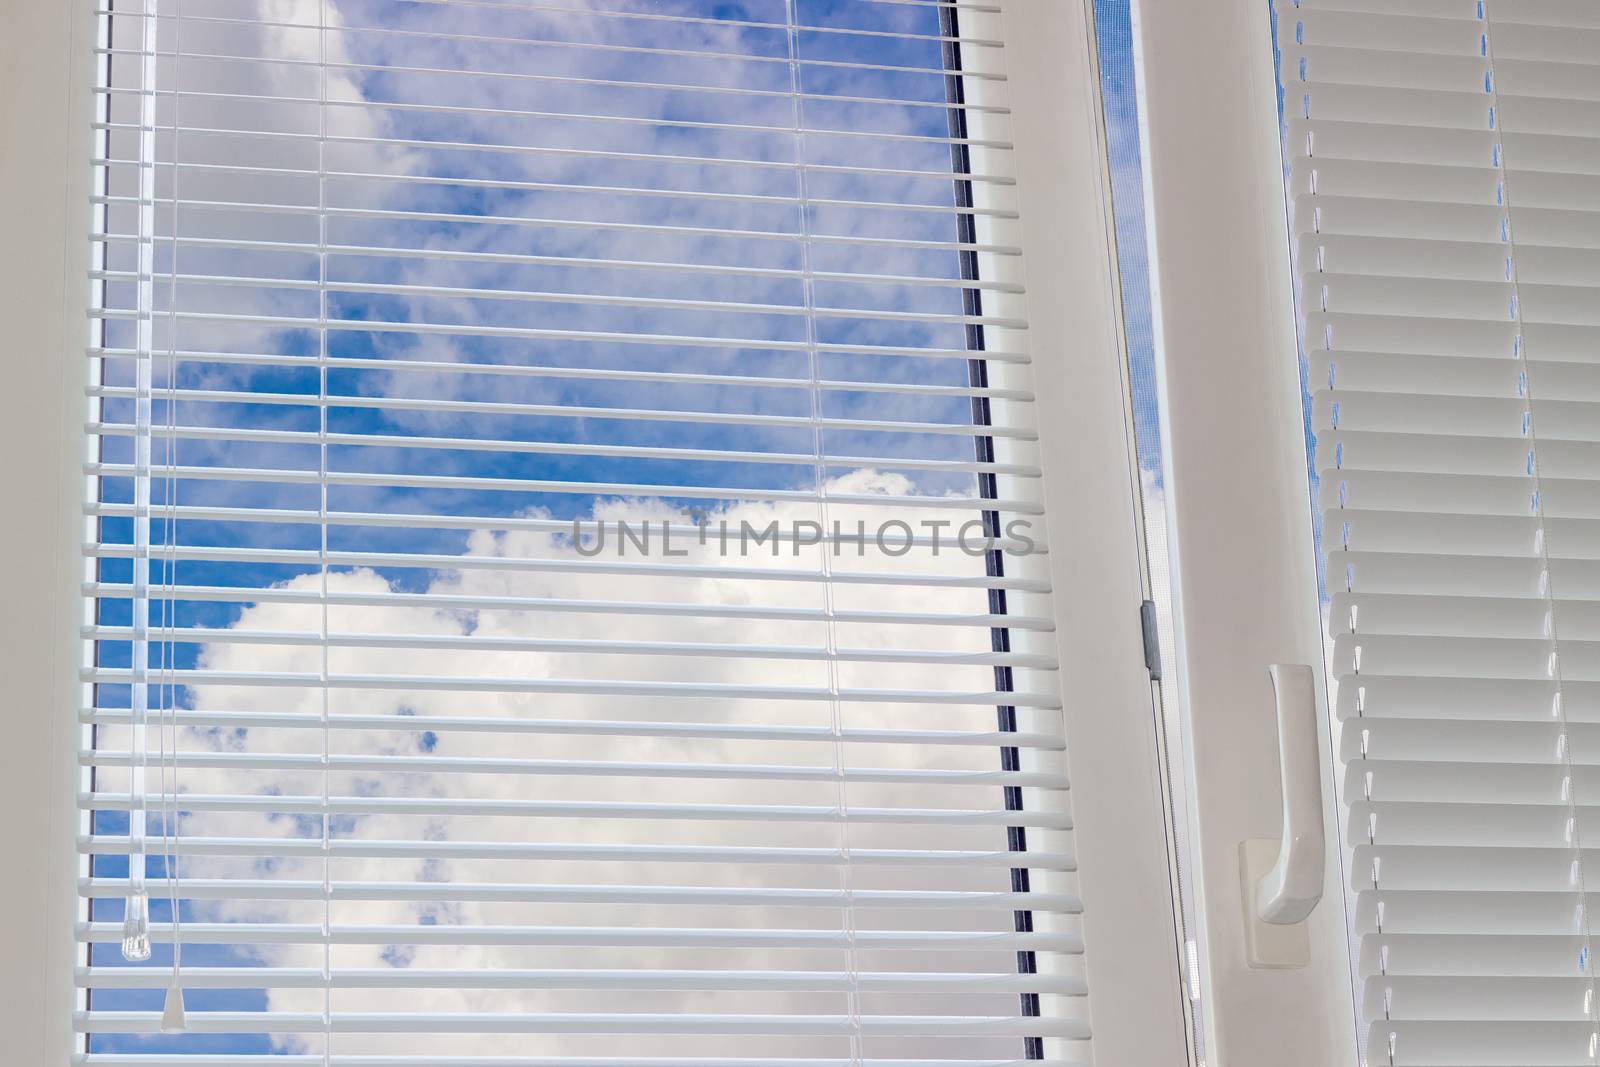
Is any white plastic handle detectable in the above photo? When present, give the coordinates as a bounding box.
[1254,663,1325,925]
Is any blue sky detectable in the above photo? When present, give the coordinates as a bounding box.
[1093,0,1163,482]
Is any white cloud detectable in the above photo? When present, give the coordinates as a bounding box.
[102,474,1070,1059]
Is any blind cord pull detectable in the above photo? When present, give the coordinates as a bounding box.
[120,0,162,967]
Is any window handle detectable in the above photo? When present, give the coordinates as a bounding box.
[1256,663,1325,924]
[1240,664,1325,967]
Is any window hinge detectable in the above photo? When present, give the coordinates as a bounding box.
[1140,599,1162,682]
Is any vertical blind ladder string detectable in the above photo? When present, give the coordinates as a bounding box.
[1480,5,1599,1062]
[781,5,861,1063]
[316,2,333,1062]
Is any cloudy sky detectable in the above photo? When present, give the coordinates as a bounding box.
[86,0,1169,1061]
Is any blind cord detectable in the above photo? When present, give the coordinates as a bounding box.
[157,0,186,1031]
[120,0,162,967]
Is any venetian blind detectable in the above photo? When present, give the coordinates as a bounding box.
[1279,1,1600,1063]
[81,0,1083,1064]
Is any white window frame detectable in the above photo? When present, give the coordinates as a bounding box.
[980,3,1193,1062]
[2,0,101,1062]
[1131,0,1360,1063]
[2,1,1190,1061]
